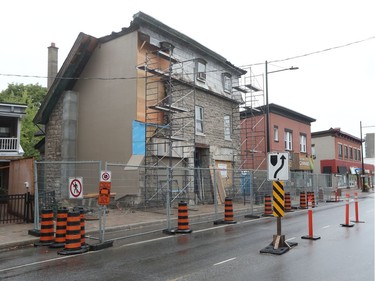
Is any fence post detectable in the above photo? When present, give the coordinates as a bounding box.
[213,167,218,222]
[28,161,40,236]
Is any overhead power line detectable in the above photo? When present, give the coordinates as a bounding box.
[240,35,375,68]
[0,35,374,81]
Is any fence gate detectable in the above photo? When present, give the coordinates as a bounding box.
[0,192,34,224]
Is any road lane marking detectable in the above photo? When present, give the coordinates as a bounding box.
[214,257,236,266]
[285,237,296,242]
[322,225,330,229]
[0,254,80,273]
[118,235,172,248]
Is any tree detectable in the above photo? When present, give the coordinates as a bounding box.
[0,83,47,159]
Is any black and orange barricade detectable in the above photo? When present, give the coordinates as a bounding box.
[34,209,54,246]
[79,208,89,250]
[310,191,316,208]
[214,197,237,224]
[262,195,273,216]
[307,192,315,208]
[163,201,193,234]
[58,211,89,255]
[50,208,68,248]
[176,201,192,233]
[299,191,307,209]
[285,192,293,212]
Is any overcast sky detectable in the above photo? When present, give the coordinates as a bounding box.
[1,0,374,138]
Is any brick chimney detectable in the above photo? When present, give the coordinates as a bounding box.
[47,42,58,90]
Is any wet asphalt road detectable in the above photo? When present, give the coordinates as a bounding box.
[0,194,374,281]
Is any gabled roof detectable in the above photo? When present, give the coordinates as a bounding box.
[34,12,246,125]
[312,127,361,143]
[240,103,316,124]
[34,33,98,124]
[101,12,246,76]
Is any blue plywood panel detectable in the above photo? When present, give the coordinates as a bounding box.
[132,120,145,155]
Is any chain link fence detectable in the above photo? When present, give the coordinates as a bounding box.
[34,160,338,220]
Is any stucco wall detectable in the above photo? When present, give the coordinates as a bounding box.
[73,33,138,163]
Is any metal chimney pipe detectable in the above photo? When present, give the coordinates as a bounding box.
[47,42,58,90]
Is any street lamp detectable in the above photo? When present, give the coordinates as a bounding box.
[360,121,375,191]
[265,61,299,153]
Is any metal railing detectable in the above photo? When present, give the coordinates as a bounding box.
[0,137,18,151]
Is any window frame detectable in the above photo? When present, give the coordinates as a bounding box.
[273,126,279,142]
[195,58,207,82]
[284,130,293,151]
[338,143,343,158]
[300,133,307,153]
[222,73,232,93]
[344,145,348,159]
[224,115,231,140]
[195,106,204,134]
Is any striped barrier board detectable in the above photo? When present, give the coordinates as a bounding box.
[272,181,285,217]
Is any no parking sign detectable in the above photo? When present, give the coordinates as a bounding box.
[99,171,111,205]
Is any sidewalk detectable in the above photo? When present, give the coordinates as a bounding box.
[0,202,255,251]
[1,188,372,251]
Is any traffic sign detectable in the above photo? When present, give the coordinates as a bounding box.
[69,177,83,199]
[101,171,111,182]
[267,152,289,181]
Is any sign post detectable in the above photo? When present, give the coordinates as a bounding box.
[89,171,114,251]
[260,152,298,255]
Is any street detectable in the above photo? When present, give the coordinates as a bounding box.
[0,194,374,281]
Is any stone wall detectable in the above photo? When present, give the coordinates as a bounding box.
[45,94,63,161]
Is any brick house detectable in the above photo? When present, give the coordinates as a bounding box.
[240,103,316,172]
[311,127,374,189]
[34,12,246,204]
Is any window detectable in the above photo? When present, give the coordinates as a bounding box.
[338,143,343,158]
[0,127,10,138]
[354,148,357,160]
[195,106,204,134]
[358,149,361,161]
[224,115,231,140]
[196,59,207,82]
[273,126,279,142]
[349,147,353,159]
[344,145,348,159]
[284,130,293,150]
[222,73,232,93]
[300,134,307,153]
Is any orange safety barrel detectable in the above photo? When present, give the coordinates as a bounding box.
[285,192,293,212]
[176,201,192,233]
[224,197,235,222]
[50,208,68,248]
[58,211,89,255]
[299,191,307,209]
[34,209,54,246]
[263,195,273,216]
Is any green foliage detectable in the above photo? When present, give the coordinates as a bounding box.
[0,83,47,159]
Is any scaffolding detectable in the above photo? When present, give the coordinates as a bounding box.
[232,67,266,171]
[139,43,196,206]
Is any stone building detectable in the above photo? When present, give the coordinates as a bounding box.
[34,12,247,205]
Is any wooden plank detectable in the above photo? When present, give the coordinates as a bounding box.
[216,170,226,204]
[210,168,226,204]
